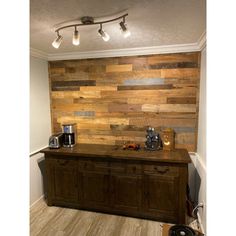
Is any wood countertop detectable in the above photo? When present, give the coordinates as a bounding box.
[41,144,191,164]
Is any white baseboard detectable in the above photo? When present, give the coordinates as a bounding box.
[30,194,45,209]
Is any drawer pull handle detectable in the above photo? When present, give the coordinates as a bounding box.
[154,167,169,174]
[57,160,69,165]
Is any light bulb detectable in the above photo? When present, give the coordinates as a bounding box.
[98,28,110,42]
[73,29,80,45]
[52,34,63,49]
[119,21,131,38]
[123,30,131,38]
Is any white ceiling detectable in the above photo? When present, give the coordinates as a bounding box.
[30,0,206,55]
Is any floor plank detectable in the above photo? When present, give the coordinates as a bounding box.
[30,199,163,236]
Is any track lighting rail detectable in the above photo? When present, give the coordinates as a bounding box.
[55,13,128,33]
[52,12,130,48]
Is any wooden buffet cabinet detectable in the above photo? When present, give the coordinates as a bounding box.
[41,144,191,224]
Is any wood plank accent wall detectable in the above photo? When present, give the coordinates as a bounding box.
[48,52,200,152]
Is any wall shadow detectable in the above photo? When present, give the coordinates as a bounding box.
[37,156,47,199]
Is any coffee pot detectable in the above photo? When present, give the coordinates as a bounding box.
[62,123,77,147]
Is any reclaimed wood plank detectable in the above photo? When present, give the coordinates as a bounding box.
[52,80,95,88]
[51,98,74,105]
[57,117,129,125]
[49,67,65,75]
[51,111,74,118]
[101,88,197,98]
[141,104,159,112]
[78,138,116,145]
[79,85,117,91]
[175,143,195,152]
[164,78,199,84]
[64,72,89,81]
[74,97,127,104]
[149,62,198,69]
[52,103,108,112]
[147,53,200,64]
[108,104,142,112]
[161,68,200,78]
[106,64,133,73]
[51,91,101,99]
[123,78,164,85]
[118,56,148,70]
[130,117,196,127]
[171,127,195,133]
[118,84,173,90]
[77,123,111,130]
[64,58,119,66]
[49,61,65,68]
[78,134,146,142]
[74,111,95,117]
[127,97,167,104]
[65,67,76,73]
[167,97,196,104]
[95,112,135,118]
[175,132,195,144]
[141,104,196,113]
[110,125,146,131]
[51,86,81,91]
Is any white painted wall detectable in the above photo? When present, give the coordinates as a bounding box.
[30,153,45,206]
[196,47,207,232]
[30,56,51,206]
[30,56,51,153]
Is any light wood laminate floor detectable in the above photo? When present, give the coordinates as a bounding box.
[30,198,164,236]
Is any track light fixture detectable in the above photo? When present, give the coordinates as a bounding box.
[98,24,110,42]
[120,17,131,38]
[72,26,80,45]
[52,31,63,49]
[52,13,130,49]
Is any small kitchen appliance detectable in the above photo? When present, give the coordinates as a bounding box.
[145,127,162,151]
[62,123,77,147]
[48,133,63,149]
[162,128,175,151]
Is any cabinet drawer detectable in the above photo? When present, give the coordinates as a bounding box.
[78,160,109,173]
[143,164,179,176]
[49,158,77,168]
[110,162,142,175]
[110,162,125,173]
[126,164,142,175]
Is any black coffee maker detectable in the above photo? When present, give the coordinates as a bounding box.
[62,123,77,147]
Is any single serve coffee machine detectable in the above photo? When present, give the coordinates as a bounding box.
[62,123,77,147]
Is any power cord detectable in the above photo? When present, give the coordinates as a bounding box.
[192,202,204,217]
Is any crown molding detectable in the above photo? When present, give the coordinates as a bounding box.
[47,43,200,61]
[198,31,206,51]
[30,48,48,60]
[30,32,206,61]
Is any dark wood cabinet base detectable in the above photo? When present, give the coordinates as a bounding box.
[42,144,191,224]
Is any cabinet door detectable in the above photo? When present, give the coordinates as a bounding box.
[48,158,78,203]
[143,165,180,223]
[78,171,110,209]
[111,174,142,213]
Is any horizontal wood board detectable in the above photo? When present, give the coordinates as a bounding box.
[48,52,200,151]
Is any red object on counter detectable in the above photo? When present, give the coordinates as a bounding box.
[123,143,140,150]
